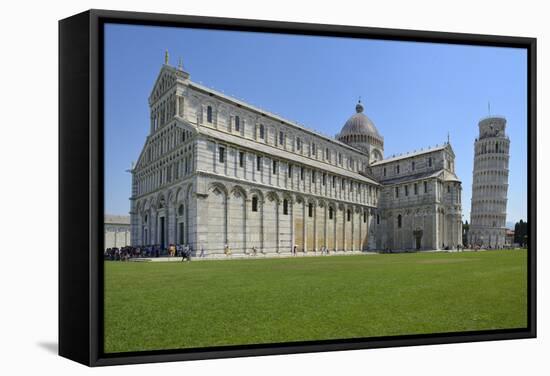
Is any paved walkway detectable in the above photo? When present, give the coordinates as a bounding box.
[125,247,519,262]
[130,250,378,262]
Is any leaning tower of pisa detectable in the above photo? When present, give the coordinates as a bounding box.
[468,116,510,248]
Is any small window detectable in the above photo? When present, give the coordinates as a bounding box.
[412,161,415,171]
[405,186,409,196]
[332,176,336,188]
[288,164,293,177]
[395,186,399,198]
[347,209,351,222]
[396,165,400,174]
[235,116,240,132]
[296,137,302,150]
[397,215,402,228]
[428,157,432,167]
[447,185,451,193]
[424,181,428,193]
[283,199,289,215]
[207,106,213,123]
[338,153,342,165]
[383,167,386,177]
[300,167,305,181]
[376,214,380,225]
[325,148,330,160]
[341,179,345,191]
[312,143,316,156]
[218,146,225,163]
[256,156,262,171]
[178,204,184,216]
[308,203,313,218]
[311,171,316,183]
[272,160,278,174]
[322,173,326,186]
[239,151,244,168]
[363,212,367,223]
[252,196,258,212]
[414,183,418,195]
[259,124,265,139]
[329,207,334,220]
[279,131,284,145]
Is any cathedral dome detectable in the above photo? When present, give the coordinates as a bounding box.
[338,101,381,139]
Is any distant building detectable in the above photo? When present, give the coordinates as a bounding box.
[468,117,510,248]
[505,229,515,246]
[104,215,131,250]
[129,55,463,255]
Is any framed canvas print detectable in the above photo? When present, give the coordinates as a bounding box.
[59,9,536,366]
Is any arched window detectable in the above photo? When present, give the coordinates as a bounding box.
[252,196,258,212]
[178,204,184,216]
[397,215,402,228]
[144,214,148,223]
[363,211,367,223]
[308,203,313,218]
[347,209,351,222]
[329,207,334,220]
[207,105,213,123]
[283,199,289,215]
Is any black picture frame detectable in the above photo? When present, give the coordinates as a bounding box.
[59,9,537,367]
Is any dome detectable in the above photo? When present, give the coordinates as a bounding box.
[338,101,381,139]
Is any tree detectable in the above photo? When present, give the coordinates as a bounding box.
[513,220,528,246]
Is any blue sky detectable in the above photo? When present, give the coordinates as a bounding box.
[104,23,528,225]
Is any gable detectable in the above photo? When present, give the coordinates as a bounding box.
[149,67,177,103]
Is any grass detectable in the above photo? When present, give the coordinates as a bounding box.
[104,250,528,353]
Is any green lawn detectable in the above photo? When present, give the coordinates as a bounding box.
[104,250,527,353]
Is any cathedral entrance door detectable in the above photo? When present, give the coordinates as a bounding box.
[413,229,423,250]
[178,222,184,245]
[160,217,165,250]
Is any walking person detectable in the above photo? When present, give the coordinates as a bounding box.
[181,244,189,262]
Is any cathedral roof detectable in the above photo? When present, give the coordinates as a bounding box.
[370,143,453,166]
[338,101,382,140]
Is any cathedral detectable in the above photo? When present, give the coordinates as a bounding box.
[129,54,463,255]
